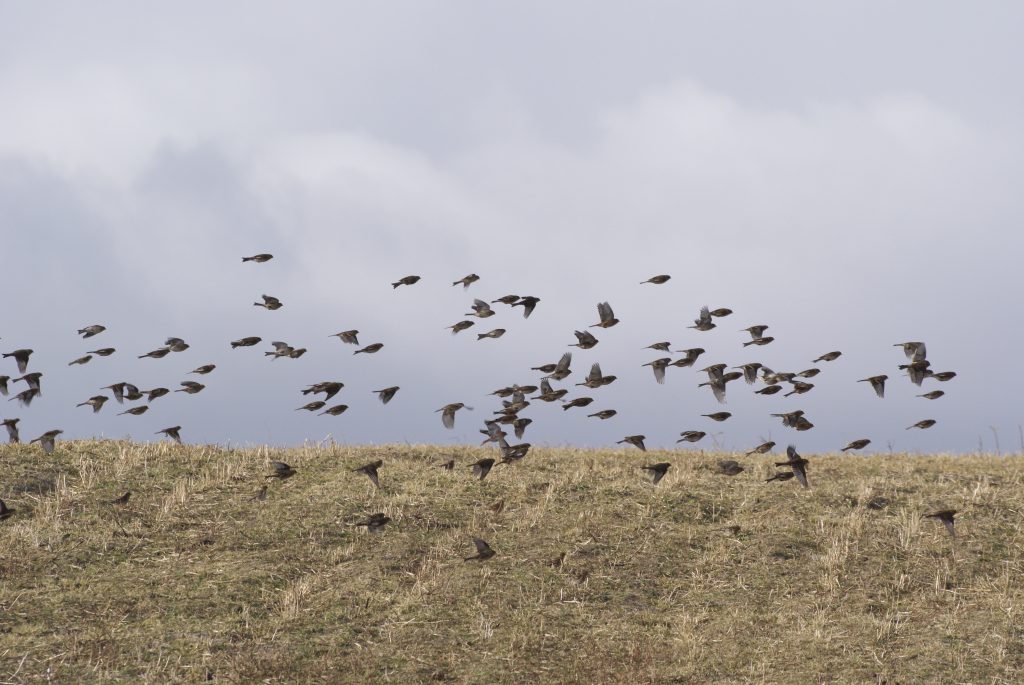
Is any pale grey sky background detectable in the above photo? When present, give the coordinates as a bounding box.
[1,2,1021,453]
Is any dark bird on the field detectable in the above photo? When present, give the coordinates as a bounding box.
[0,499,15,521]
[108,491,131,506]
[242,253,273,263]
[716,460,744,476]
[391,275,421,288]
[775,445,809,487]
[859,375,887,398]
[641,462,671,484]
[464,538,496,561]
[766,471,795,483]
[590,302,619,328]
[353,460,382,488]
[354,513,391,532]
[617,435,647,451]
[157,426,183,444]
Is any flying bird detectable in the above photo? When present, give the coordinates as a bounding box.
[775,445,809,488]
[477,328,506,340]
[254,294,283,310]
[677,431,706,444]
[157,426,183,444]
[590,302,619,328]
[353,460,383,488]
[447,320,475,335]
[230,337,262,349]
[138,347,171,359]
[641,462,671,484]
[918,391,944,400]
[689,306,715,331]
[330,330,360,345]
[190,364,216,375]
[354,513,391,533]
[645,342,671,352]
[587,409,617,420]
[118,406,149,416]
[841,439,871,452]
[176,381,205,394]
[907,419,937,430]
[296,401,326,412]
[391,275,421,288]
[702,412,732,422]
[2,349,33,373]
[320,404,349,416]
[78,324,106,338]
[87,348,116,357]
[452,273,479,289]
[895,341,927,362]
[354,343,384,355]
[745,440,775,456]
[512,296,540,318]
[570,330,599,349]
[76,395,109,413]
[470,458,495,480]
[562,397,594,411]
[30,429,62,454]
[813,351,842,363]
[1,418,20,443]
[643,358,671,384]
[641,275,671,285]
[437,403,470,428]
[68,355,92,366]
[242,254,273,263]
[859,375,887,398]
[373,387,400,404]
[923,509,957,539]
[617,435,647,451]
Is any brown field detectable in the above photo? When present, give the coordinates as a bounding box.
[1,441,1022,684]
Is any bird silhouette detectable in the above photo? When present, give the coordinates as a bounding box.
[242,254,273,263]
[859,375,887,398]
[254,294,283,310]
[30,429,62,454]
[512,296,540,318]
[157,426,183,444]
[0,499,15,521]
[907,419,937,430]
[641,275,671,285]
[464,538,496,561]
[353,460,382,488]
[841,439,871,452]
[716,460,744,476]
[1,418,19,443]
[330,330,360,345]
[590,302,619,328]
[745,440,775,456]
[392,275,421,288]
[617,435,646,451]
[3,349,33,373]
[640,462,671,484]
[374,387,400,404]
[587,409,617,420]
[354,343,384,355]
[471,457,496,479]
[76,395,109,413]
[452,273,479,289]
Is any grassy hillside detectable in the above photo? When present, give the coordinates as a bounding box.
[1,441,1022,684]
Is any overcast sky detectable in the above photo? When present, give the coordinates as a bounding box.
[1,2,1021,453]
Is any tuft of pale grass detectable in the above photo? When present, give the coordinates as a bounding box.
[0,441,1023,683]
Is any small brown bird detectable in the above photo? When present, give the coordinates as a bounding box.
[254,294,283,310]
[617,435,647,451]
[641,462,671,484]
[477,328,506,340]
[709,308,733,318]
[392,275,421,288]
[796,368,821,379]
[437,403,470,428]
[242,253,273,263]
[78,324,106,338]
[138,347,171,359]
[266,461,297,479]
[841,439,871,452]
[895,341,927,362]
[577,363,616,389]
[641,274,671,285]
[265,341,296,359]
[540,352,573,380]
[931,371,957,382]
[512,296,540,318]
[13,372,42,393]
[562,397,594,411]
[766,471,795,483]
[513,418,532,440]
[734,362,763,384]
[68,355,93,366]
[671,348,705,368]
[109,491,131,506]
[742,325,769,340]
[320,404,349,416]
[570,330,599,349]
[102,382,130,404]
[250,485,268,502]
[677,430,706,443]
[785,381,815,397]
[716,460,744,476]
[646,342,671,352]
[157,426,182,444]
[900,359,932,386]
[3,349,33,373]
[118,406,149,416]
[76,395,109,413]
[813,351,842,363]
[775,445,810,488]
[354,343,384,355]
[533,379,568,402]
[643,358,671,384]
[353,460,382,488]
[745,440,775,456]
[452,273,479,289]
[587,409,617,420]
[689,306,715,331]
[231,337,262,349]
[590,302,619,328]
[374,386,400,404]
[859,375,887,398]
[88,348,116,357]
[1,418,19,443]
[464,538,496,561]
[190,364,216,375]
[145,388,170,402]
[907,419,937,430]
[302,382,344,400]
[771,410,806,428]
[30,429,62,454]
[702,412,732,422]
[470,458,495,480]
[465,299,495,318]
[165,337,189,352]
[447,320,475,335]
[755,384,783,396]
[330,330,360,345]
[296,401,326,412]
[0,499,15,521]
[176,381,205,394]
[743,336,775,347]
[918,390,945,400]
[923,509,957,539]
[9,388,40,406]
[354,513,391,532]
[492,294,520,305]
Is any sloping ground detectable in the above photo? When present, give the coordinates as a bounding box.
[1,441,1022,683]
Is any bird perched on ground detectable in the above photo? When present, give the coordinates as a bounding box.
[1,418,19,443]
[577,363,616,388]
[570,330,599,349]
[242,253,273,263]
[452,273,479,289]
[68,355,92,366]
[76,395,109,413]
[231,337,262,349]
[907,419,937,430]
[353,460,382,488]
[814,351,842,363]
[477,328,506,340]
[859,375,887,398]
[108,491,131,506]
[641,462,671,484]
[118,406,149,416]
[320,404,349,416]
[0,499,14,521]
[617,435,647,451]
[716,460,744,476]
[78,324,106,338]
[643,358,671,384]
[30,429,62,454]
[3,349,33,373]
[562,397,594,411]
[512,296,540,318]
[590,302,619,328]
[157,426,183,444]
[354,513,391,533]
[470,458,495,480]
[587,409,617,420]
[266,462,297,480]
[330,330,359,345]
[841,439,871,452]
[88,348,116,357]
[924,509,957,539]
[702,412,732,422]
[437,403,470,428]
[447,320,475,335]
[775,445,809,488]
[177,381,205,394]
[254,294,283,310]
[374,386,400,404]
[392,275,421,288]
[641,274,671,284]
[745,440,775,456]
[671,348,705,368]
[464,538,496,561]
[190,364,216,375]
[677,431,706,443]
[689,306,715,331]
[354,343,384,355]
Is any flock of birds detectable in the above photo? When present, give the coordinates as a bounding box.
[0,254,963,551]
